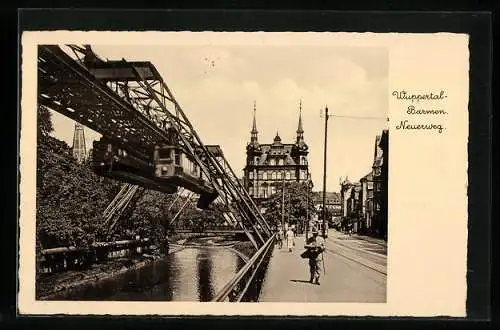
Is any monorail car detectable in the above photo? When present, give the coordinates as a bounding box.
[92,138,178,194]
[153,145,218,209]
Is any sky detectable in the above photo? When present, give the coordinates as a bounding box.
[48,43,388,193]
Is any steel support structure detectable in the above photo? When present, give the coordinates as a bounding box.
[37,45,273,249]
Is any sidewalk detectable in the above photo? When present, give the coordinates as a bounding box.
[259,235,386,302]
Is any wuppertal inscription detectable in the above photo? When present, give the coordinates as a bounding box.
[392,90,448,134]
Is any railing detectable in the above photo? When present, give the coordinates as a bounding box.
[211,233,276,302]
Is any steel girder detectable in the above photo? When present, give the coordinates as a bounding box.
[37,44,273,249]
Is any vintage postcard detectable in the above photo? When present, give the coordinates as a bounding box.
[19,31,469,316]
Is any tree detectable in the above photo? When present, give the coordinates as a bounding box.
[261,182,316,229]
[37,105,54,138]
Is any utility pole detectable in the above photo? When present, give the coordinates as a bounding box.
[281,170,285,229]
[322,106,329,238]
[305,188,308,238]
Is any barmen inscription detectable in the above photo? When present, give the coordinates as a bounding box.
[392,90,448,134]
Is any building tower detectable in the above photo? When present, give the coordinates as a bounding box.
[249,101,259,148]
[244,100,310,205]
[72,123,87,164]
[291,99,309,177]
[296,100,304,144]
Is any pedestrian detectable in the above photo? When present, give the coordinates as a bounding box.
[303,228,325,285]
[285,227,295,252]
[277,227,284,249]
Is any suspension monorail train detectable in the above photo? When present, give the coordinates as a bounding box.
[153,145,218,209]
[92,139,218,209]
[92,138,178,194]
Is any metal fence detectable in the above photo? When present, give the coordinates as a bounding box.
[211,233,276,302]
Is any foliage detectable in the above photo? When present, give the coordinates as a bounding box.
[37,105,53,138]
[114,190,175,244]
[261,182,316,228]
[36,133,121,249]
[173,199,228,230]
[36,106,163,250]
[36,107,232,252]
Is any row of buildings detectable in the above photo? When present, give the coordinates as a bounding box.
[340,130,388,239]
[241,101,388,240]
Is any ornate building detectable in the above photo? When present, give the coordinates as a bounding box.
[243,101,310,204]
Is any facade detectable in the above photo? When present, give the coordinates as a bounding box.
[372,129,389,239]
[243,101,311,205]
[360,172,374,232]
[339,129,388,239]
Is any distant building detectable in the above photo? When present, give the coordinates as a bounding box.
[243,101,311,204]
[360,171,374,232]
[312,191,342,218]
[340,129,388,240]
[72,123,87,164]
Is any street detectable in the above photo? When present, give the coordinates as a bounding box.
[259,230,387,302]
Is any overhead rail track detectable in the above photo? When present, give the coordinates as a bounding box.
[38,45,273,249]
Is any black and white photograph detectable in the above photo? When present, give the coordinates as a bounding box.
[19,31,469,316]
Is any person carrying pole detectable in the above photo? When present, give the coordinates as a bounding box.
[302,228,325,285]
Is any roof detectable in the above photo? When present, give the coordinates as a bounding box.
[256,144,297,166]
[312,191,341,204]
[360,172,373,181]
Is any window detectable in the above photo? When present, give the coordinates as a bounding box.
[255,157,260,164]
[285,171,291,180]
[249,171,254,179]
[158,148,171,159]
[258,172,263,180]
[262,172,267,180]
[277,172,282,180]
[174,150,181,165]
[278,158,284,166]
[272,172,277,180]
[271,186,276,195]
[249,187,253,196]
[269,158,275,166]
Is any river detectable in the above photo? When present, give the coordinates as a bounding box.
[50,246,246,301]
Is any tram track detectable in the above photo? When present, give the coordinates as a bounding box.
[330,238,387,259]
[324,246,387,276]
[353,235,388,248]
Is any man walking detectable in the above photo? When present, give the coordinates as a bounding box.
[304,228,325,285]
[277,227,284,249]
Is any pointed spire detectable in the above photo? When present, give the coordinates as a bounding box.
[296,100,305,145]
[251,100,258,134]
[249,101,259,146]
[297,99,304,134]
